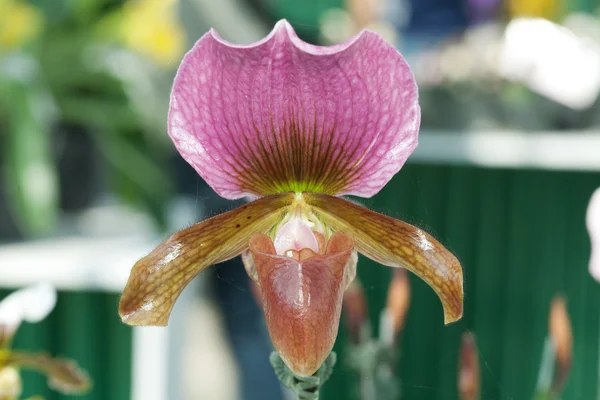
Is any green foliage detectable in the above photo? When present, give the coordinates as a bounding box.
[0,68,58,236]
[0,0,177,236]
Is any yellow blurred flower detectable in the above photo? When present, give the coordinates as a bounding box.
[121,0,185,66]
[0,0,43,51]
[507,0,560,20]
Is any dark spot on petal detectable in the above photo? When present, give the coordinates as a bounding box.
[236,224,241,228]
[247,216,252,219]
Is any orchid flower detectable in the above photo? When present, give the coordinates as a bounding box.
[587,187,600,282]
[0,283,91,399]
[119,20,464,377]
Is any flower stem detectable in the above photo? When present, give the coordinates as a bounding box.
[269,351,337,400]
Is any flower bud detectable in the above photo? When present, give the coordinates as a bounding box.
[458,332,480,400]
[549,295,572,392]
[342,279,369,344]
[0,324,9,348]
[383,269,410,343]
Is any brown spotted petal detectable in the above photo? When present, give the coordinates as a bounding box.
[305,193,463,324]
[119,193,293,326]
[246,232,356,376]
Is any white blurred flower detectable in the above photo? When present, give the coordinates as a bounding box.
[0,366,22,398]
[0,282,56,340]
[0,284,90,396]
[500,18,600,110]
[587,188,600,282]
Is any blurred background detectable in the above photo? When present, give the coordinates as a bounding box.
[0,0,599,399]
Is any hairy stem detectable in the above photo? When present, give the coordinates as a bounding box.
[270,351,337,400]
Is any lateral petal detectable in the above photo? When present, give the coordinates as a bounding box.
[119,193,294,326]
[305,193,463,324]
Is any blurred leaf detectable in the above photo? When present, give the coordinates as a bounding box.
[101,50,174,149]
[57,95,140,132]
[37,29,116,91]
[66,0,121,25]
[533,390,559,400]
[30,0,70,23]
[93,129,171,228]
[0,70,59,236]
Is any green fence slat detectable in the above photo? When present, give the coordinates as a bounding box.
[472,168,510,400]
[105,293,132,400]
[56,291,106,400]
[437,166,480,400]
[501,171,542,397]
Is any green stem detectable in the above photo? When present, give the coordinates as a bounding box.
[270,352,337,400]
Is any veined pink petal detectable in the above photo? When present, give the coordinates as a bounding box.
[169,19,420,199]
